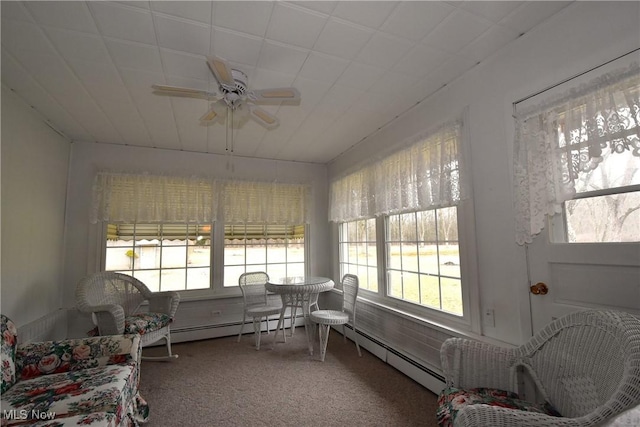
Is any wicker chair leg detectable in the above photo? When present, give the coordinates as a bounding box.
[318,324,330,362]
[237,313,247,343]
[253,317,261,350]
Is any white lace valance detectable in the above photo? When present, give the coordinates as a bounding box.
[223,180,310,224]
[513,63,640,245]
[92,173,311,225]
[329,119,465,222]
[91,173,217,224]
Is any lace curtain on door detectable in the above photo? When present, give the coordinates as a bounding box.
[329,119,465,222]
[513,63,640,245]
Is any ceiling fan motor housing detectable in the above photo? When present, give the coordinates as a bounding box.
[221,69,248,96]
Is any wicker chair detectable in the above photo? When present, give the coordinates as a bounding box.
[437,310,640,426]
[309,274,362,362]
[237,272,282,350]
[76,271,180,361]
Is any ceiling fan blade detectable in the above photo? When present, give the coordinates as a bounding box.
[248,105,279,129]
[249,87,301,103]
[152,84,217,100]
[207,55,236,90]
[199,108,218,124]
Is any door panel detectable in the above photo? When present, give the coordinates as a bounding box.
[527,232,640,333]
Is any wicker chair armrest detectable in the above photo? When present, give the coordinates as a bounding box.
[455,404,580,427]
[441,338,517,391]
[89,304,125,335]
[147,291,180,318]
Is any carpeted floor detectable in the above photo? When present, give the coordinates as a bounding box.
[140,327,440,426]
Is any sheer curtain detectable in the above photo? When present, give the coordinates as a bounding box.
[222,180,310,224]
[91,172,311,225]
[329,119,465,222]
[513,63,640,245]
[91,172,217,223]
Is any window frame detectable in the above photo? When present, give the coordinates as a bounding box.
[99,221,309,298]
[337,200,478,331]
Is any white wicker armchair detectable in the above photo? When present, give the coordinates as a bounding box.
[437,310,640,427]
[76,272,180,361]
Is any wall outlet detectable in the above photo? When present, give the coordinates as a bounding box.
[483,309,495,327]
[211,310,221,316]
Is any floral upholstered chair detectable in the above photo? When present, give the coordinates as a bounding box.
[1,314,149,426]
[437,310,640,427]
[76,272,180,360]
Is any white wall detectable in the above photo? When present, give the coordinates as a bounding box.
[328,1,640,345]
[63,141,329,336]
[1,85,70,328]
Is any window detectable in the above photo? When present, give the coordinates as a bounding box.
[385,208,462,315]
[339,219,378,291]
[514,64,639,244]
[331,119,472,322]
[94,173,311,293]
[105,223,211,292]
[223,224,305,287]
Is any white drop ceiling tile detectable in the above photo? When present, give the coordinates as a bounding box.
[266,3,327,50]
[118,68,167,101]
[289,1,337,15]
[257,41,308,75]
[97,100,149,144]
[325,84,366,108]
[25,1,97,34]
[89,2,156,45]
[213,2,273,38]
[1,20,57,56]
[425,9,492,54]
[355,32,413,70]
[332,1,397,29]
[499,1,573,35]
[334,61,386,91]
[356,90,394,113]
[1,2,35,23]
[151,1,212,24]
[250,67,296,90]
[44,28,111,64]
[154,14,210,56]
[458,1,524,23]
[369,70,420,97]
[211,27,263,66]
[137,103,180,146]
[160,50,211,81]
[298,52,349,85]
[116,2,150,10]
[392,43,453,79]
[314,18,374,60]
[105,39,163,73]
[459,24,519,63]
[290,76,332,112]
[68,59,130,105]
[428,54,478,88]
[382,1,456,41]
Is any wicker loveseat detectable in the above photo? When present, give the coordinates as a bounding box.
[437,310,640,426]
[1,315,149,426]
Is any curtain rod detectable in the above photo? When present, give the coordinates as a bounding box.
[513,47,639,106]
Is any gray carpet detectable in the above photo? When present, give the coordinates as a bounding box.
[140,327,439,426]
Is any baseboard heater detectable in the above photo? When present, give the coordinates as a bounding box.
[171,317,445,395]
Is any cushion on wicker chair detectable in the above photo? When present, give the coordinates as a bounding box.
[123,313,172,336]
[1,315,18,393]
[436,387,562,427]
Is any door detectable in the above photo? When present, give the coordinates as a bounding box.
[526,231,640,333]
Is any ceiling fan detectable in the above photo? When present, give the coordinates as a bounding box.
[152,55,301,130]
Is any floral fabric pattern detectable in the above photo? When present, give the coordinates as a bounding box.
[123,313,171,336]
[15,335,137,381]
[1,315,148,427]
[1,314,18,393]
[436,387,562,427]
